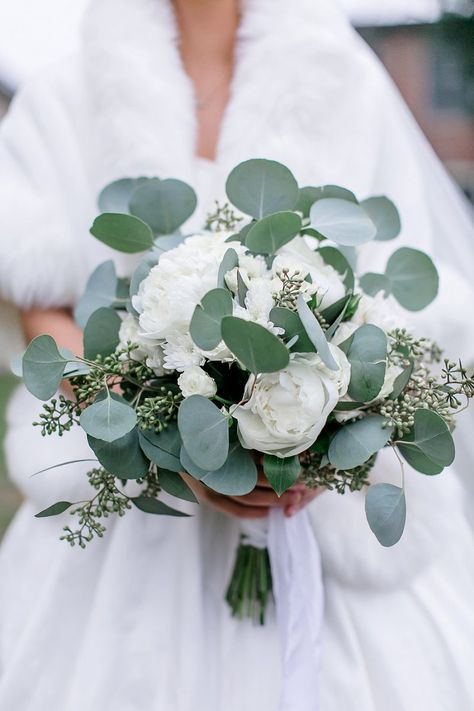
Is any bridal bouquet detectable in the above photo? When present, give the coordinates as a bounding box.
[19,159,473,623]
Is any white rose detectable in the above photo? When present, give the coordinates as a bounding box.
[233,355,340,458]
[273,237,346,309]
[178,366,217,398]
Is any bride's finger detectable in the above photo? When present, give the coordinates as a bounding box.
[229,488,302,508]
[205,491,269,519]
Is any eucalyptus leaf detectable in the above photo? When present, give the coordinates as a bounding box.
[74,260,118,328]
[296,185,357,218]
[359,272,392,297]
[98,177,147,213]
[386,248,439,311]
[87,428,149,479]
[225,159,299,219]
[190,288,233,351]
[245,211,302,254]
[397,409,455,474]
[218,248,239,289]
[80,392,137,443]
[90,213,154,253]
[296,295,338,370]
[346,324,387,402]
[178,395,229,471]
[310,198,376,246]
[83,307,122,360]
[221,317,289,374]
[35,501,73,518]
[269,307,315,352]
[263,454,301,496]
[237,270,248,307]
[23,335,70,400]
[328,415,392,470]
[361,196,401,241]
[179,446,209,480]
[138,424,182,472]
[129,178,197,234]
[132,496,190,517]
[158,469,198,503]
[129,252,160,300]
[201,442,258,495]
[365,483,406,547]
[318,246,355,290]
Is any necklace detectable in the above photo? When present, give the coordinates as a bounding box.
[195,78,228,111]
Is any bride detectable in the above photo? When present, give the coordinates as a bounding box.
[0,1,473,709]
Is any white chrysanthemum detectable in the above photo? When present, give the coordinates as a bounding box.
[163,331,205,372]
[178,366,217,398]
[133,231,245,343]
[273,237,346,308]
[118,313,165,375]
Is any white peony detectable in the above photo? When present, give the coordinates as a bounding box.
[118,313,165,376]
[178,366,217,398]
[307,345,351,398]
[352,292,404,332]
[273,237,346,309]
[233,354,340,458]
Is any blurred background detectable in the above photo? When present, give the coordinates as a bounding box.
[0,0,473,538]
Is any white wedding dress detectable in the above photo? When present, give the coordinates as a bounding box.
[1,1,474,710]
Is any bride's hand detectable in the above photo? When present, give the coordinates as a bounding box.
[182,465,322,520]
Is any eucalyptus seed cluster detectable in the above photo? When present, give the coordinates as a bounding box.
[205,200,243,232]
[136,388,182,433]
[441,359,474,408]
[33,395,81,437]
[299,450,373,494]
[60,467,132,548]
[273,269,305,310]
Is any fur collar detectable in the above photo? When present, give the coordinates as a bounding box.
[80,0,370,194]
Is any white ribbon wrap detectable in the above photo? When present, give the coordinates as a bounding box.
[240,509,324,711]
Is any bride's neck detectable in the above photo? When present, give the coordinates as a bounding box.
[172,0,240,161]
[173,0,239,67]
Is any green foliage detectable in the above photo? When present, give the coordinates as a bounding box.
[178,395,229,471]
[98,177,147,213]
[300,449,373,494]
[269,307,315,352]
[199,442,258,495]
[90,213,154,253]
[310,198,376,246]
[296,294,338,370]
[345,324,387,402]
[206,201,243,232]
[83,307,122,360]
[328,416,392,470]
[318,246,355,290]
[296,185,357,217]
[263,454,301,496]
[87,428,149,479]
[365,483,406,547]
[129,178,197,234]
[221,317,290,374]
[74,260,118,328]
[35,501,73,518]
[360,196,401,241]
[132,496,190,517]
[23,335,71,400]
[245,211,302,254]
[80,391,137,442]
[397,409,455,474]
[138,423,182,472]
[190,288,233,350]
[158,469,198,503]
[218,248,239,288]
[360,248,439,311]
[225,159,299,219]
